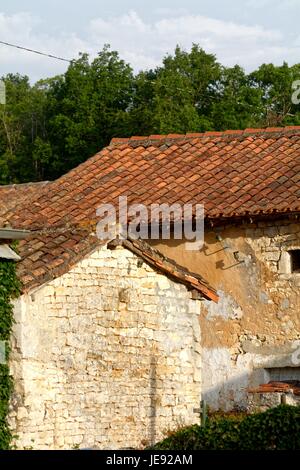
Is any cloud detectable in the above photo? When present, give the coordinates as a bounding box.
[88,10,292,72]
[0,10,299,82]
[154,15,281,41]
[246,0,299,9]
[0,12,86,81]
[153,7,189,17]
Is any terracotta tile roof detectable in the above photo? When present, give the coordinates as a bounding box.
[18,227,218,302]
[0,181,50,222]
[248,381,300,396]
[17,227,101,292]
[1,126,299,297]
[1,127,300,231]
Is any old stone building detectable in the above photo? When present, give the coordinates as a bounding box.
[0,126,300,448]
[8,238,216,449]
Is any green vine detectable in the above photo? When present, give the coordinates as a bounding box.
[0,252,21,449]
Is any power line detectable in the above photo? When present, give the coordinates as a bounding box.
[0,40,72,63]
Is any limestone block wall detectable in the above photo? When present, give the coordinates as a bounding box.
[247,392,300,413]
[9,245,201,449]
[150,219,300,410]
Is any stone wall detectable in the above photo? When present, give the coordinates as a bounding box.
[247,392,300,412]
[150,218,300,410]
[9,244,201,449]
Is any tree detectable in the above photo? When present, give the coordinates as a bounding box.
[1,45,300,185]
[0,74,49,183]
[210,65,263,130]
[128,70,157,136]
[46,46,134,177]
[151,44,221,133]
[249,62,300,126]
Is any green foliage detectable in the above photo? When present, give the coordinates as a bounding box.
[46,47,134,178]
[151,405,300,450]
[211,65,264,130]
[151,44,220,133]
[249,62,300,126]
[0,257,21,449]
[0,74,50,183]
[1,44,300,184]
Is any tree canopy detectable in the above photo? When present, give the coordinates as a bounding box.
[1,44,300,184]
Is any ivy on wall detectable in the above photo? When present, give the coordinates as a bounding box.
[0,256,20,449]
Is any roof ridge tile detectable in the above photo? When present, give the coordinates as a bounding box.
[109,126,300,146]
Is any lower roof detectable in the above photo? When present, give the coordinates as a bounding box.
[17,228,218,302]
[1,125,299,305]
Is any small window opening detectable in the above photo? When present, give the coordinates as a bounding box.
[266,367,300,382]
[289,250,300,273]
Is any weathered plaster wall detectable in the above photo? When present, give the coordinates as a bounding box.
[9,245,201,449]
[150,218,300,410]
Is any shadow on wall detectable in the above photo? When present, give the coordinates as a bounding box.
[202,369,266,411]
[149,355,157,446]
[202,362,300,411]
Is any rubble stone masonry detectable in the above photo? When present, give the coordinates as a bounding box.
[9,245,201,449]
[150,218,300,410]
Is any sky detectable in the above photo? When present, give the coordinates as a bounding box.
[0,0,300,82]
